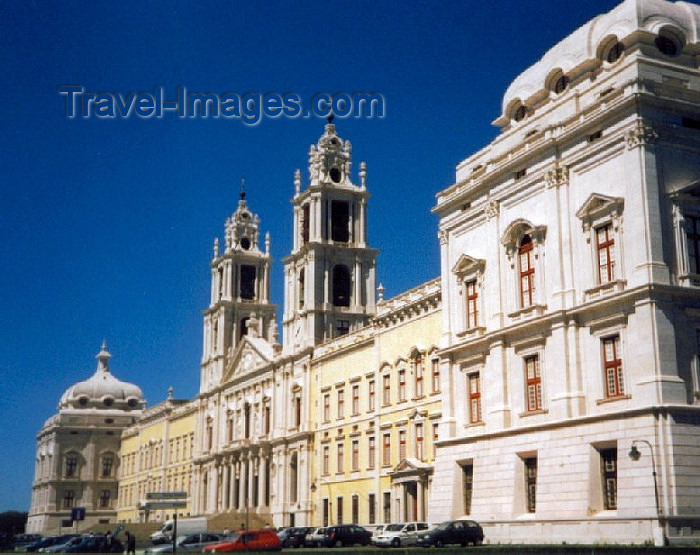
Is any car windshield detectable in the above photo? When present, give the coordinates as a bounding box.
[384,524,404,532]
[434,522,451,531]
[223,533,239,541]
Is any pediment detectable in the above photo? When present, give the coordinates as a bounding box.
[501,219,546,248]
[392,457,432,474]
[451,254,485,278]
[575,193,623,221]
[222,337,273,384]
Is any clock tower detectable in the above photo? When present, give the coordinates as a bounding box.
[200,187,278,393]
[282,123,378,352]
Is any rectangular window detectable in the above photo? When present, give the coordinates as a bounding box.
[352,385,360,416]
[240,265,256,300]
[331,200,350,243]
[414,357,424,398]
[382,374,391,406]
[596,224,615,284]
[337,389,345,419]
[468,372,481,423]
[65,456,77,478]
[398,369,406,402]
[519,236,535,308]
[351,494,359,524]
[294,396,302,428]
[462,464,474,514]
[336,319,350,336]
[368,380,376,411]
[99,489,111,508]
[63,490,74,508]
[431,359,440,393]
[323,393,330,422]
[382,433,391,467]
[399,429,406,461]
[465,279,478,328]
[368,493,376,524]
[525,457,537,513]
[432,423,439,458]
[337,443,344,474]
[101,455,113,478]
[227,413,234,443]
[264,403,271,435]
[525,355,542,411]
[600,448,617,510]
[602,336,624,397]
[368,436,376,469]
[323,498,329,527]
[336,496,344,525]
[415,423,424,461]
[686,214,700,274]
[383,491,391,523]
[323,446,330,475]
[351,440,359,471]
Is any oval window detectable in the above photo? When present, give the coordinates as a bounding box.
[329,167,342,183]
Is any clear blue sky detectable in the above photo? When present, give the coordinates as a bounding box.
[0,0,621,512]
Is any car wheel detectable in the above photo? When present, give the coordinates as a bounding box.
[391,538,400,548]
[334,539,343,548]
[435,539,445,548]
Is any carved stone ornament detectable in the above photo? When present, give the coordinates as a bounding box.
[625,120,658,149]
[485,200,500,220]
[545,165,569,189]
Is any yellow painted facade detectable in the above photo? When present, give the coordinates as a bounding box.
[117,397,197,524]
[311,278,441,526]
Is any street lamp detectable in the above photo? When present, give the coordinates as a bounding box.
[629,439,665,546]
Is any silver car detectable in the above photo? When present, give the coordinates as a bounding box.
[144,533,223,554]
[372,522,430,547]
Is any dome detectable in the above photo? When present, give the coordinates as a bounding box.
[59,342,145,411]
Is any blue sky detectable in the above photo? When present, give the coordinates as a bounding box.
[0,0,621,512]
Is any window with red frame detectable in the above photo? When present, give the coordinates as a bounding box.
[337,389,345,419]
[399,429,406,460]
[368,379,376,411]
[415,423,424,461]
[519,234,535,308]
[431,359,440,393]
[323,393,330,422]
[468,372,481,423]
[398,369,407,402]
[596,224,615,284]
[465,279,478,328]
[603,336,624,397]
[351,440,359,471]
[414,356,424,397]
[368,436,376,469]
[352,385,360,415]
[383,374,391,405]
[525,355,542,411]
[382,433,391,467]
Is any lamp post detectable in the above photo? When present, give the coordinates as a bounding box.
[629,439,665,546]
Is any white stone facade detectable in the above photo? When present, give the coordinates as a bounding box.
[27,344,145,533]
[431,0,700,545]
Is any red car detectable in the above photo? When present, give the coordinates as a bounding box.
[202,530,281,552]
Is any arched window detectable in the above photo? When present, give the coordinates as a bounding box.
[332,265,351,307]
[519,235,535,309]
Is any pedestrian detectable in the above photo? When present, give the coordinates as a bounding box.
[125,531,136,555]
[223,528,230,536]
[103,531,114,553]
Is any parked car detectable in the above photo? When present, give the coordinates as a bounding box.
[13,535,42,550]
[309,525,371,548]
[277,526,314,548]
[22,535,79,552]
[302,528,326,547]
[202,530,281,552]
[417,519,484,547]
[40,536,87,552]
[63,535,124,553]
[144,533,223,553]
[372,522,430,547]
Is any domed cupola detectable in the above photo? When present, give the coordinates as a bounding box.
[58,342,145,411]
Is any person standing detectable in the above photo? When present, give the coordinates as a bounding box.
[125,532,136,555]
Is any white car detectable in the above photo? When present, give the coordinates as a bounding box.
[371,522,430,547]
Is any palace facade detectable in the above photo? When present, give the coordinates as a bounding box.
[29,0,700,546]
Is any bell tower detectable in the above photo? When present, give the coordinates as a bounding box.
[200,184,278,393]
[282,122,378,352]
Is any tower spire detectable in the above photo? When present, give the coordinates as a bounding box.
[240,174,246,200]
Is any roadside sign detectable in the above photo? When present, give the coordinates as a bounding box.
[146,491,187,500]
[144,501,187,510]
[71,507,86,521]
